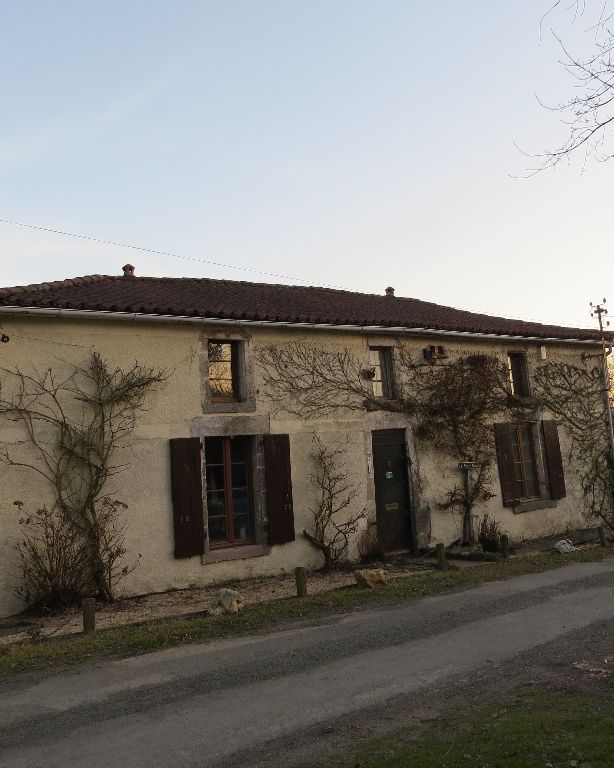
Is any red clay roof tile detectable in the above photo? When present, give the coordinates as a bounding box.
[0,274,603,341]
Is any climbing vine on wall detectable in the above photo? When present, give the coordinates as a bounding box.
[533,361,613,528]
[258,342,512,540]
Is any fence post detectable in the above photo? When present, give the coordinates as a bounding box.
[435,543,446,571]
[295,566,308,597]
[598,525,607,548]
[82,598,96,635]
[500,534,509,560]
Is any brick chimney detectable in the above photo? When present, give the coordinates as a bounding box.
[122,263,135,278]
[385,286,395,297]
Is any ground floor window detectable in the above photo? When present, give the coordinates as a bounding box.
[170,433,296,559]
[205,436,253,545]
[495,420,566,508]
[510,422,540,500]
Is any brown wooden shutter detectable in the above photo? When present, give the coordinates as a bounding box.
[169,438,205,558]
[494,423,520,507]
[542,420,567,500]
[263,434,296,545]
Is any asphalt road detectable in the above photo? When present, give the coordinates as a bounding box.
[1,558,614,768]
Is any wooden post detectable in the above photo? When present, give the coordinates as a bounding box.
[435,543,446,571]
[500,534,509,560]
[295,566,307,597]
[82,598,96,635]
[598,525,607,548]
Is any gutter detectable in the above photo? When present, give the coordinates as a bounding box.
[0,305,603,346]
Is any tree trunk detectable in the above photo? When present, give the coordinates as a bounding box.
[302,530,334,570]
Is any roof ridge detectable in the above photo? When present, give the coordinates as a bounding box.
[0,274,108,296]
[0,272,600,338]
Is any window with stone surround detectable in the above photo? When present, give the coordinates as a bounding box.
[368,347,395,399]
[202,338,256,414]
[495,420,566,509]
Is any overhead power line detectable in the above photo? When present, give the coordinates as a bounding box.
[0,217,345,289]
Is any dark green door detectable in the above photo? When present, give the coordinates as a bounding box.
[372,429,412,552]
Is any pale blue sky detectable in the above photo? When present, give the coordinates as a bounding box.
[0,1,611,329]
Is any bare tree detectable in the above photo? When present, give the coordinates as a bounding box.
[534,0,614,170]
[303,436,366,569]
[0,352,167,603]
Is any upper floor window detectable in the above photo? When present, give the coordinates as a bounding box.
[369,347,395,399]
[507,352,530,397]
[208,341,239,401]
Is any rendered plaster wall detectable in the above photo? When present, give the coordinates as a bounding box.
[0,315,604,618]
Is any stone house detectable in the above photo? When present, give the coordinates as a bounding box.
[0,266,608,617]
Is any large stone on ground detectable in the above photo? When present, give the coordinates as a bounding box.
[354,569,392,588]
[208,588,245,615]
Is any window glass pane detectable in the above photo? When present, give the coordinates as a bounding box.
[210,379,234,400]
[206,489,225,516]
[369,348,381,367]
[208,342,236,400]
[230,437,248,463]
[206,466,225,491]
[369,347,393,398]
[369,348,385,397]
[519,426,533,457]
[209,361,232,380]
[208,342,232,363]
[233,488,250,516]
[524,472,539,497]
[231,462,248,488]
[208,515,227,542]
[511,431,522,466]
[233,514,251,540]
[205,437,223,464]
[508,353,529,397]
[513,423,540,499]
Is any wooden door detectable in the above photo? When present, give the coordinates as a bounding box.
[372,429,412,553]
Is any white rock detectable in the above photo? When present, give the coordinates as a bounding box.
[208,588,245,615]
[554,539,576,554]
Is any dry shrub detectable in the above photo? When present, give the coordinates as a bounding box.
[477,513,505,553]
[357,524,385,563]
[14,502,93,608]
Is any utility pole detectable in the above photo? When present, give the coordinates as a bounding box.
[590,300,614,467]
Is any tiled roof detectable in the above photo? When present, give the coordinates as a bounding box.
[0,273,603,341]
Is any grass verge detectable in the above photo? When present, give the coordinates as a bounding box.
[310,690,614,768]
[0,547,610,678]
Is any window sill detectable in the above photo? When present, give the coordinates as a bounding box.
[202,543,271,564]
[202,399,256,414]
[512,499,557,514]
[507,394,537,409]
[363,397,403,412]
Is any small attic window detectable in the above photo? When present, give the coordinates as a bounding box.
[208,341,240,401]
[508,352,530,397]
